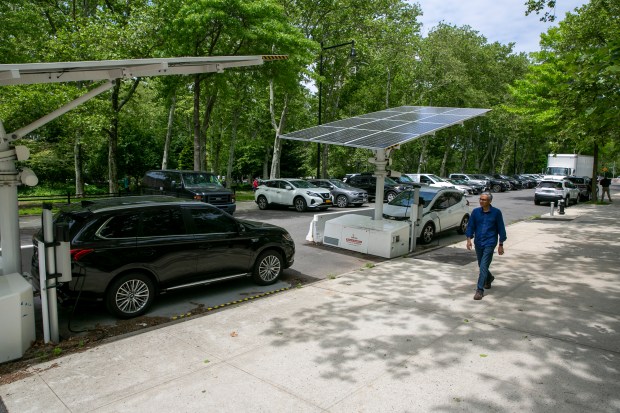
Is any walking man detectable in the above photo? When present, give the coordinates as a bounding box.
[465,192,507,300]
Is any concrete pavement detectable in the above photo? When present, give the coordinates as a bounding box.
[1,190,619,412]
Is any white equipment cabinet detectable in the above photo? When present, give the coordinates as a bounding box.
[0,273,36,362]
[323,214,410,258]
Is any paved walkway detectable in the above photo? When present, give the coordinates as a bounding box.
[1,191,619,412]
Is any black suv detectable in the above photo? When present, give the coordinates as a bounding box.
[31,196,295,318]
[142,170,236,215]
[344,173,411,202]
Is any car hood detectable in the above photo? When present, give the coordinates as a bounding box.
[185,185,229,192]
[238,219,285,232]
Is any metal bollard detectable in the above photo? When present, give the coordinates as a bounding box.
[559,199,565,215]
[550,201,555,216]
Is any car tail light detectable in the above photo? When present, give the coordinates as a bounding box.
[71,248,94,262]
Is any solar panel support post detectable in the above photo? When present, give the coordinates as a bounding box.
[317,40,356,178]
[370,149,388,221]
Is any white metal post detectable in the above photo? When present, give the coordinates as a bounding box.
[42,207,59,342]
[0,120,21,276]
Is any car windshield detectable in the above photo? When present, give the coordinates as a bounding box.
[289,180,317,188]
[327,179,355,189]
[427,174,446,182]
[396,175,414,183]
[388,189,437,207]
[385,177,399,185]
[472,174,488,180]
[182,173,223,188]
[567,177,585,184]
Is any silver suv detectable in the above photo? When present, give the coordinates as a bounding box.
[448,173,490,190]
[308,179,368,208]
[534,178,580,205]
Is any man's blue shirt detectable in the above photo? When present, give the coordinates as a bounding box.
[465,205,507,247]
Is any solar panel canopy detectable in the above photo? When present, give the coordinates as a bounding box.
[280,106,490,150]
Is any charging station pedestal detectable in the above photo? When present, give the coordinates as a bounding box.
[323,214,410,258]
[0,273,36,362]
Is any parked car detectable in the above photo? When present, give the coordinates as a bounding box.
[446,178,482,195]
[474,174,510,192]
[513,174,537,188]
[565,176,596,201]
[307,178,368,208]
[382,187,470,244]
[142,169,236,215]
[534,178,580,205]
[492,174,522,190]
[344,173,411,202]
[405,173,454,188]
[255,178,332,212]
[31,196,295,318]
[448,173,490,191]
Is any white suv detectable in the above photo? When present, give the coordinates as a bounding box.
[255,179,332,212]
[406,173,454,188]
[534,178,580,206]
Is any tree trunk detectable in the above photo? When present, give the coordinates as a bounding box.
[162,93,176,170]
[225,110,240,189]
[193,75,201,170]
[108,82,120,194]
[439,135,453,177]
[263,150,270,179]
[417,136,427,173]
[201,94,218,171]
[268,79,289,179]
[106,78,141,194]
[591,142,599,196]
[74,138,84,197]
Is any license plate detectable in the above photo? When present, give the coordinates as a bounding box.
[325,199,332,204]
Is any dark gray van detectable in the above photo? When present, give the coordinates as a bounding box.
[142,170,236,215]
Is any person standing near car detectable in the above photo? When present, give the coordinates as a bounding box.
[252,177,259,192]
[465,192,507,300]
[600,175,612,202]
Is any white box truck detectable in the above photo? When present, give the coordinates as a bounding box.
[545,154,594,177]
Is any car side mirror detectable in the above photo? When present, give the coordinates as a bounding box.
[285,185,293,190]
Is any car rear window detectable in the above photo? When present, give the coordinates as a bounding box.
[539,182,562,189]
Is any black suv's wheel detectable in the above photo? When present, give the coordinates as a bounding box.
[106,273,155,318]
[386,191,397,202]
[419,222,435,244]
[257,195,269,210]
[492,184,501,193]
[294,196,307,212]
[252,250,283,285]
[457,215,469,234]
[336,195,348,208]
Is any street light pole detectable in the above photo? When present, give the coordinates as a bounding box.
[317,40,356,178]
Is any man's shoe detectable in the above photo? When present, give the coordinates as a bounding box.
[484,275,495,289]
[473,290,484,300]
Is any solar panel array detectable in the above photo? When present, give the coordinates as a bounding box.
[280,106,490,150]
